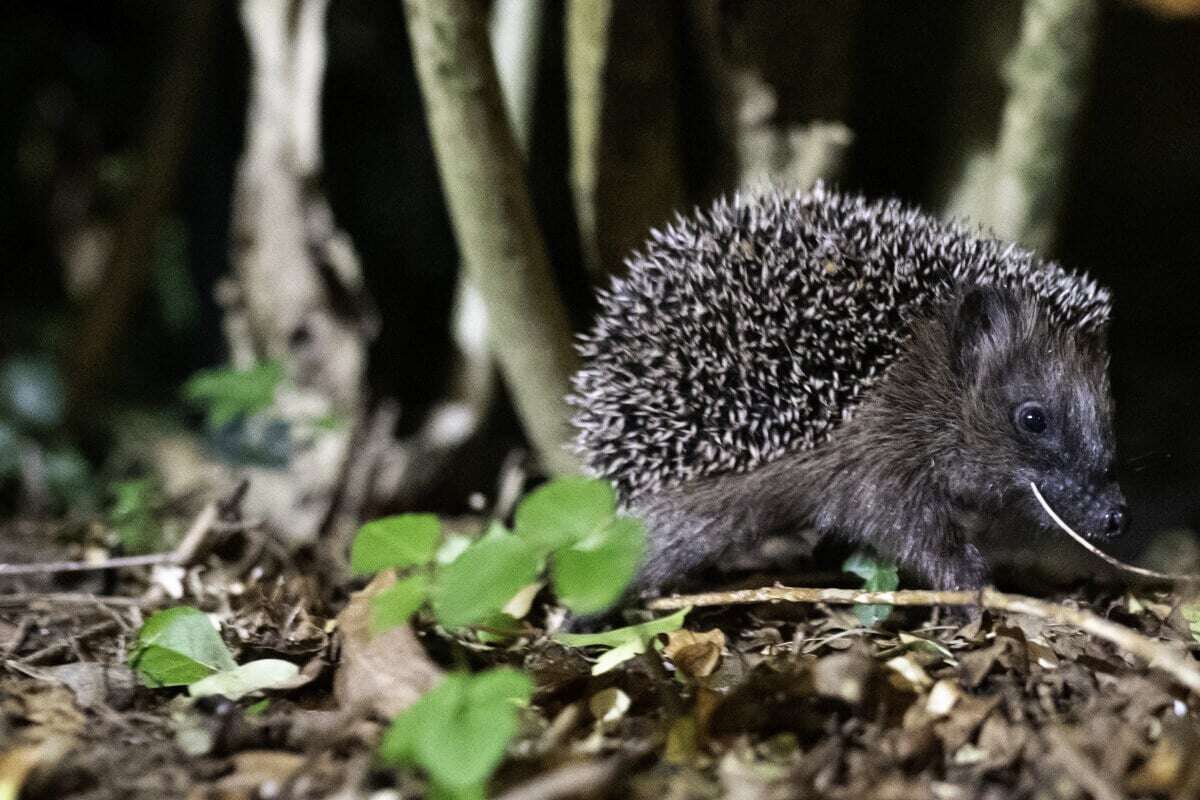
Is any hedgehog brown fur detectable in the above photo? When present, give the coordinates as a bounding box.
[570,185,1127,594]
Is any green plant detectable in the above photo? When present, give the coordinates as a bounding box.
[843,549,899,626]
[554,606,690,674]
[182,361,284,429]
[108,478,161,554]
[350,476,648,634]
[378,668,532,800]
[129,606,299,700]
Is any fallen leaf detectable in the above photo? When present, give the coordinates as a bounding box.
[588,687,630,727]
[20,663,136,711]
[813,652,877,706]
[0,737,72,800]
[664,629,725,681]
[925,679,961,717]
[334,571,443,718]
[885,654,932,691]
[188,659,302,701]
[212,750,306,795]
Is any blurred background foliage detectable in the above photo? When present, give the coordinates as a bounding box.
[0,0,1197,568]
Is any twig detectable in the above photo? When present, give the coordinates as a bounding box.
[0,502,219,577]
[15,619,120,666]
[1030,482,1197,583]
[0,593,152,609]
[1,617,31,660]
[646,585,1200,694]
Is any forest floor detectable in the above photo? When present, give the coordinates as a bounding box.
[2,507,1199,800]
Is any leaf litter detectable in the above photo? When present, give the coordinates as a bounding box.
[2,508,1200,799]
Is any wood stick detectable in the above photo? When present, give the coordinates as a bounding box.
[0,502,218,577]
[647,585,1200,694]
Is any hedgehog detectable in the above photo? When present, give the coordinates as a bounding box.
[569,184,1128,595]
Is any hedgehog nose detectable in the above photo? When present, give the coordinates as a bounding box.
[1104,504,1130,535]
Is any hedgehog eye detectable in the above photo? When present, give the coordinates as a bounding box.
[1014,402,1047,435]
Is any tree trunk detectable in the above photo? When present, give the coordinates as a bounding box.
[404,0,581,476]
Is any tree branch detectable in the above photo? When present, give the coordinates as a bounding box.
[951,0,1099,253]
[404,0,581,475]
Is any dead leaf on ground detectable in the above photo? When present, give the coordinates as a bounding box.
[663,628,725,681]
[17,662,137,710]
[210,750,307,797]
[333,571,442,719]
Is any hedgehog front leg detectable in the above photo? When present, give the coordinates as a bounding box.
[895,521,990,591]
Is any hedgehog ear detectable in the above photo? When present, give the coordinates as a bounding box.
[951,285,1020,375]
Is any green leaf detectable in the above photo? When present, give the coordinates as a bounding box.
[1181,603,1200,641]
[351,514,442,575]
[129,607,237,687]
[379,674,464,767]
[554,606,690,649]
[182,361,284,429]
[379,669,532,793]
[552,516,645,615]
[187,659,300,700]
[245,699,271,716]
[843,549,899,626]
[370,574,430,635]
[108,478,160,554]
[590,637,649,675]
[431,536,541,629]
[514,477,617,553]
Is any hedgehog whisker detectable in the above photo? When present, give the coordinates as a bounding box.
[1121,451,1173,473]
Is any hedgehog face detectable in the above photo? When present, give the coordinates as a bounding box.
[952,286,1128,541]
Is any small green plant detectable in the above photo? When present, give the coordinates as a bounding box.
[350,476,648,634]
[554,606,690,674]
[182,360,284,429]
[378,668,533,800]
[843,549,900,626]
[355,477,687,792]
[108,478,161,554]
[129,606,299,700]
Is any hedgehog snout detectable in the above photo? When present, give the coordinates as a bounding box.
[1038,474,1129,540]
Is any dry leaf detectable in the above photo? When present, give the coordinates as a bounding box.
[333,571,442,718]
[664,628,726,681]
[813,652,877,706]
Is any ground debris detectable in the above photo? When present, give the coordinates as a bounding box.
[3,508,1200,800]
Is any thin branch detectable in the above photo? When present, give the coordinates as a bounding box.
[404,0,581,475]
[0,593,151,609]
[647,585,1200,694]
[0,502,218,577]
[1030,482,1198,583]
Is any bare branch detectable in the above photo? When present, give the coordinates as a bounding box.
[950,0,1099,252]
[404,0,581,475]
